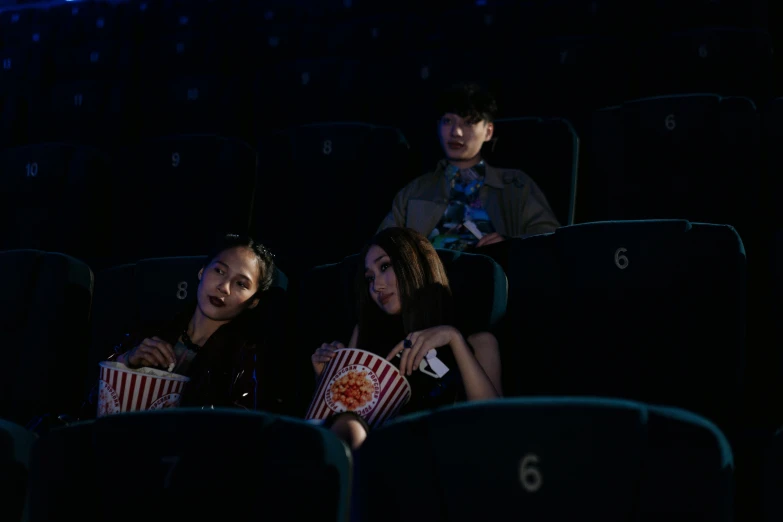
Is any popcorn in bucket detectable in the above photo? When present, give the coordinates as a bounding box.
[97,361,190,418]
[306,348,411,428]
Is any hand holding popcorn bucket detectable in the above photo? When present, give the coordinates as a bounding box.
[97,361,190,418]
[306,348,411,428]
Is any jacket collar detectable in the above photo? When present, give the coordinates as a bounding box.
[437,158,505,190]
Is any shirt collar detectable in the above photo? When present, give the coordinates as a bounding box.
[439,159,504,189]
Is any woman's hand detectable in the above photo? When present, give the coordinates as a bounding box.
[125,337,176,369]
[386,326,459,376]
[312,341,344,378]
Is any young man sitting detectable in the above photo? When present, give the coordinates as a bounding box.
[377,82,559,251]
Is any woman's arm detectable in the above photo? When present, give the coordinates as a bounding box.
[389,326,502,401]
[451,330,502,401]
[465,332,502,398]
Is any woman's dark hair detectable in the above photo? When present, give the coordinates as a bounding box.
[204,233,276,296]
[355,228,454,355]
[436,82,498,124]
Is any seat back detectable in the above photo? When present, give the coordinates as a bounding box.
[253,122,412,276]
[0,419,37,522]
[28,409,351,522]
[355,398,733,522]
[501,220,746,434]
[585,94,760,240]
[109,135,257,264]
[0,250,93,425]
[483,116,579,226]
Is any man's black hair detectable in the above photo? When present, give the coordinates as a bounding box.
[436,82,498,124]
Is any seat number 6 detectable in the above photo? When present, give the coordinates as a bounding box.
[615,247,629,270]
[519,454,542,492]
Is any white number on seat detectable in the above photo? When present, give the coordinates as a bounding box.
[187,88,199,101]
[74,94,83,107]
[301,72,310,86]
[614,247,629,270]
[176,281,188,299]
[26,162,38,177]
[519,454,542,492]
[323,140,333,155]
[3,58,11,70]
[560,50,568,64]
[172,152,181,167]
[420,66,430,80]
[665,114,676,131]
[698,44,709,58]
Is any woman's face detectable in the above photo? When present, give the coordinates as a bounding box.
[197,246,261,322]
[364,245,402,315]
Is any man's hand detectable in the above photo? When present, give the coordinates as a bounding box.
[475,232,506,248]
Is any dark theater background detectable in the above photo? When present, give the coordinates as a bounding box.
[0,0,780,521]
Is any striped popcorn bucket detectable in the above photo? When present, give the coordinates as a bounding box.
[97,361,190,418]
[306,348,411,428]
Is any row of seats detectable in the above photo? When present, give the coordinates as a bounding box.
[0,400,748,522]
[1,219,778,520]
[0,28,776,142]
[0,0,771,51]
[0,0,777,145]
[1,219,758,430]
[3,92,782,272]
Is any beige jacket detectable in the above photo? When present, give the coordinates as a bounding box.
[378,160,560,238]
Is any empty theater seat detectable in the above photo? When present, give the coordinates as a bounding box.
[499,220,745,436]
[0,143,111,261]
[109,135,257,264]
[649,0,768,32]
[635,28,773,101]
[0,419,36,522]
[261,58,363,125]
[253,122,412,274]
[482,117,579,226]
[27,409,351,522]
[355,398,734,522]
[763,98,783,224]
[0,250,93,426]
[763,429,783,522]
[86,255,289,412]
[491,34,633,119]
[584,94,760,237]
[295,248,506,411]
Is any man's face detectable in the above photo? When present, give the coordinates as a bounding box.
[438,113,494,164]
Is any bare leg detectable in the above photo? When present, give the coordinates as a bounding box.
[324,412,370,450]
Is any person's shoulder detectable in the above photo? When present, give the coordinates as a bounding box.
[485,163,536,190]
[406,167,443,186]
[392,169,444,200]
